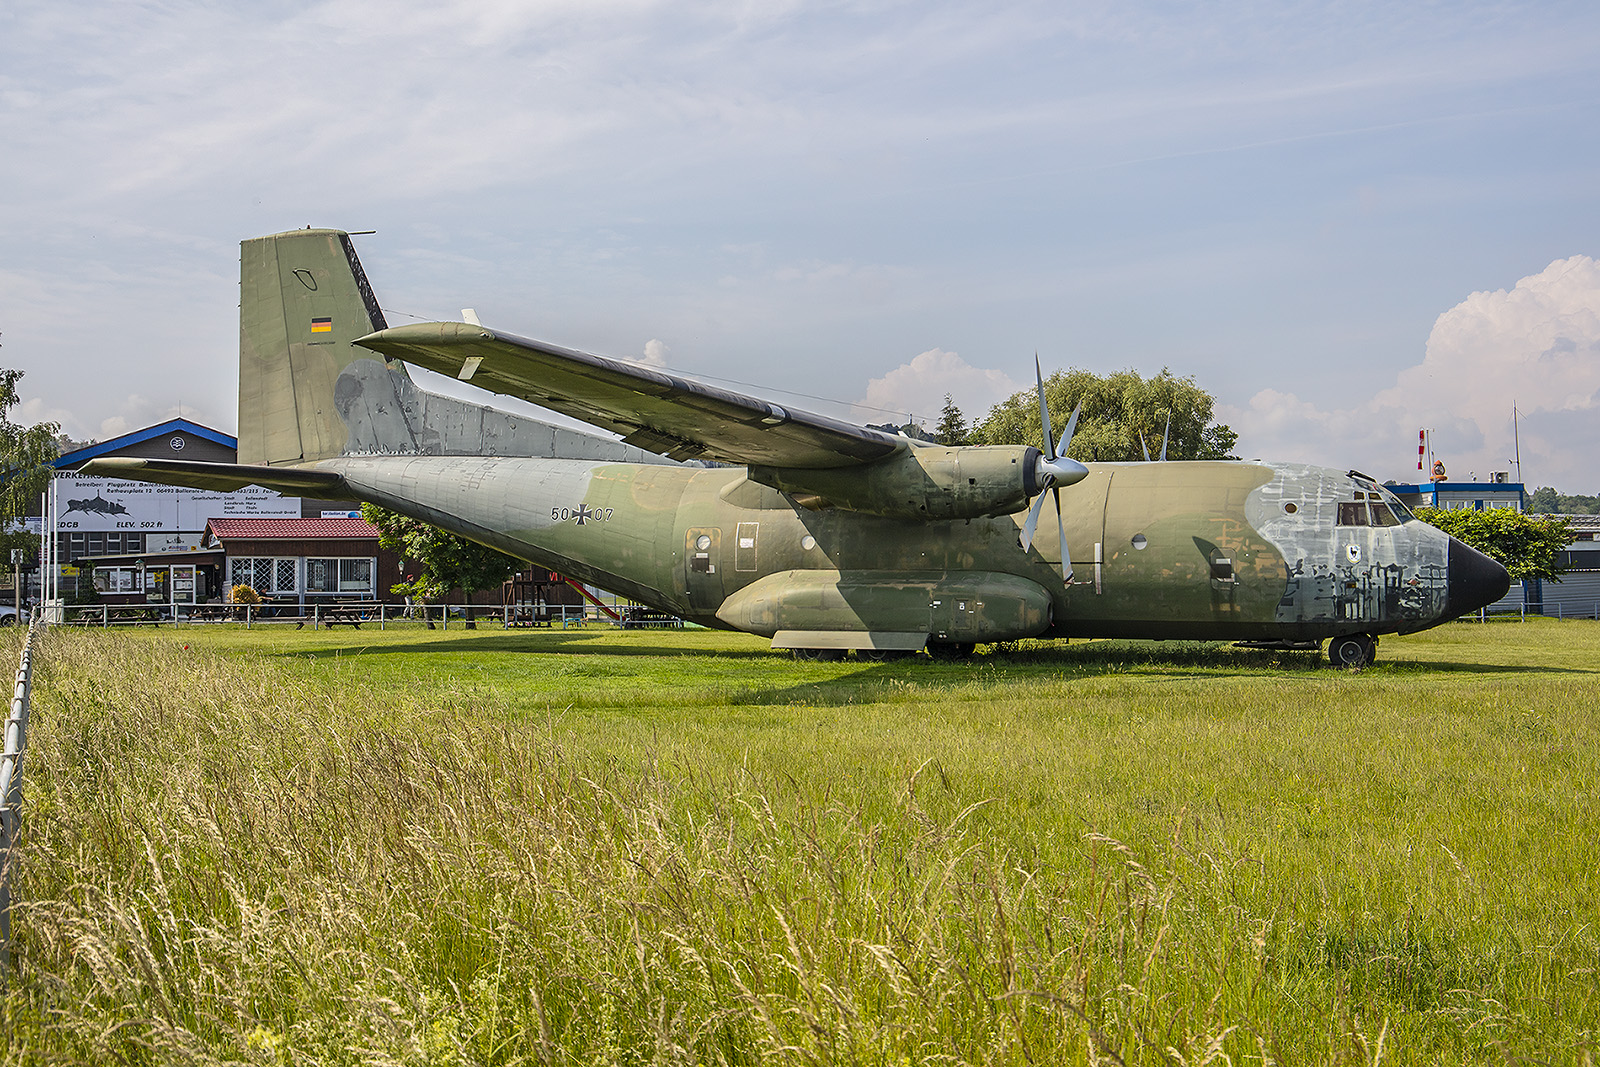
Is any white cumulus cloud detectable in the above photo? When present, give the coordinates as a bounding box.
[1222,256,1600,489]
[856,349,1019,428]
[636,338,671,368]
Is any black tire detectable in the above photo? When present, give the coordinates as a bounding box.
[1327,634,1376,667]
[0,614,16,626]
[793,647,845,662]
[858,648,911,662]
[927,641,976,660]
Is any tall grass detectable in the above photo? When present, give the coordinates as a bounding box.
[1,624,1596,1064]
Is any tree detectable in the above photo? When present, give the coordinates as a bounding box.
[1416,507,1572,583]
[1528,487,1600,515]
[934,394,970,446]
[361,504,524,625]
[1,366,60,524]
[970,367,1238,461]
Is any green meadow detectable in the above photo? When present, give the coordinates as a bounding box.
[1,619,1596,1065]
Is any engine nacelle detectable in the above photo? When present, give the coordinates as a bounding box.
[716,569,1054,643]
[749,445,1041,521]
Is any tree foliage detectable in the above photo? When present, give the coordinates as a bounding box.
[1,367,60,523]
[970,367,1238,461]
[360,504,524,600]
[934,394,970,446]
[1416,507,1572,583]
[1527,487,1600,515]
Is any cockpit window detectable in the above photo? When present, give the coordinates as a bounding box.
[1337,502,1369,526]
[1375,486,1417,523]
[1344,482,1418,527]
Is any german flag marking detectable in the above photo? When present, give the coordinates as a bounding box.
[310,317,333,333]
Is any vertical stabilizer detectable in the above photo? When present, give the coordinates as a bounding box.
[238,228,398,465]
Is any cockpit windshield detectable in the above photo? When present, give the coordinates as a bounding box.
[1339,482,1417,527]
[1376,485,1417,524]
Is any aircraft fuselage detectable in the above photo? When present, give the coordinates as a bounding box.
[326,453,1500,645]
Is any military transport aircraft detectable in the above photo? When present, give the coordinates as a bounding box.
[84,228,1510,666]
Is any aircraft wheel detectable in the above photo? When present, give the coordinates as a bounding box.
[793,647,844,662]
[1327,634,1376,668]
[859,648,911,662]
[927,641,975,660]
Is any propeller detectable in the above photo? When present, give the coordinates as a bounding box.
[1019,356,1088,581]
[1139,411,1173,462]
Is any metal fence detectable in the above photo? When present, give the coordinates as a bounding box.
[1469,600,1600,622]
[50,601,599,629]
[0,618,40,984]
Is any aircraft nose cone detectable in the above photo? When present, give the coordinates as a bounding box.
[1444,537,1511,620]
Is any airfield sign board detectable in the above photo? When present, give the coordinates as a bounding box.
[55,476,300,532]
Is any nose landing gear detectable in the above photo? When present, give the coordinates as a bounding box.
[1327,633,1378,668]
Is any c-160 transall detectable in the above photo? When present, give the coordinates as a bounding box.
[85,229,1509,665]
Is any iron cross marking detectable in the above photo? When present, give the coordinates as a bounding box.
[574,503,595,526]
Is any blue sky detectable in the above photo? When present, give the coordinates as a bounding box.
[4,0,1599,489]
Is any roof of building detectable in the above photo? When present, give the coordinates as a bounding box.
[55,418,237,467]
[1541,513,1600,531]
[204,518,379,541]
[1385,481,1524,493]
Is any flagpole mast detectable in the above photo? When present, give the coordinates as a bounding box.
[1512,403,1522,487]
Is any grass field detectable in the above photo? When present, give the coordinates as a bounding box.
[1,619,1596,1065]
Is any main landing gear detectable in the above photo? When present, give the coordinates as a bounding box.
[1327,633,1378,668]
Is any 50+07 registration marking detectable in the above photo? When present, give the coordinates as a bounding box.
[553,504,613,525]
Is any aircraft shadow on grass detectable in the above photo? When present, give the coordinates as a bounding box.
[274,634,1587,683]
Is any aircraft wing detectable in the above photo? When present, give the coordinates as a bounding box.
[79,458,350,497]
[355,322,904,468]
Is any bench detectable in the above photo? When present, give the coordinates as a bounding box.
[620,607,683,629]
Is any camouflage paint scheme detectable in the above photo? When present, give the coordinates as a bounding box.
[84,229,1505,656]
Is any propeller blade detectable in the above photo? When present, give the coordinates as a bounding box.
[1160,410,1171,462]
[1056,401,1081,458]
[1034,355,1055,460]
[1019,488,1048,552]
[1054,486,1072,582]
[1140,430,1151,463]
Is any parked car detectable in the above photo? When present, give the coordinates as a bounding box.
[0,605,18,625]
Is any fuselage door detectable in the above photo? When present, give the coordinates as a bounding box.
[684,527,723,611]
[735,522,759,572]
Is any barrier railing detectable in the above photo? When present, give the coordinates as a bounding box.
[52,601,598,629]
[0,618,41,984]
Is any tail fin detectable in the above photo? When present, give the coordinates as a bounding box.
[239,228,397,465]
[238,228,678,467]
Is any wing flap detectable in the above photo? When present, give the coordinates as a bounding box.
[355,322,902,469]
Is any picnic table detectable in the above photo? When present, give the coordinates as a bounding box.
[308,602,377,628]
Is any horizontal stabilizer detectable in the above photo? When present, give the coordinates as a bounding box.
[79,457,350,498]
